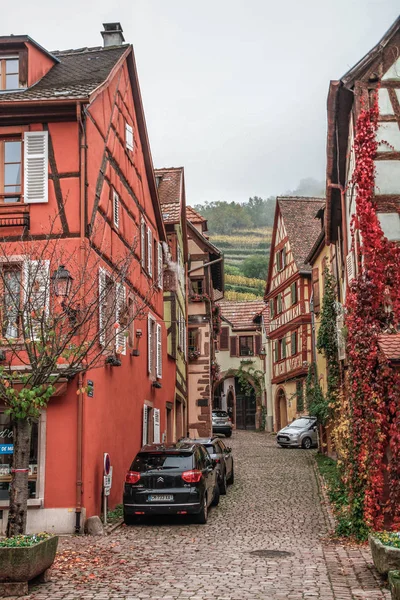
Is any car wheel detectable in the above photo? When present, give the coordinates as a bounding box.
[302,437,312,449]
[226,431,232,438]
[123,512,137,526]
[211,483,220,506]
[227,463,234,485]
[219,471,227,495]
[196,494,208,524]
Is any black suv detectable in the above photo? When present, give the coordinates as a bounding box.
[123,442,219,525]
[181,437,234,495]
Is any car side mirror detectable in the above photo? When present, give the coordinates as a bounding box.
[312,426,317,431]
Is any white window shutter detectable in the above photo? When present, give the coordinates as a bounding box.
[148,314,153,374]
[336,313,346,360]
[98,268,107,347]
[346,251,355,283]
[125,123,134,151]
[24,131,48,203]
[157,242,163,288]
[147,228,153,276]
[115,283,126,355]
[183,320,187,360]
[156,323,162,379]
[153,408,161,443]
[142,405,148,446]
[141,219,146,268]
[23,259,50,340]
[113,190,119,228]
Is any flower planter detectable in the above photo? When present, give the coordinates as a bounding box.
[369,535,400,575]
[389,571,400,600]
[0,536,58,597]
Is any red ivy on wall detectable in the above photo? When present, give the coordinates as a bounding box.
[344,91,400,531]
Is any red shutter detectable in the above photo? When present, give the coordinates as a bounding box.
[312,267,320,313]
[255,335,262,355]
[220,327,229,351]
[230,336,238,357]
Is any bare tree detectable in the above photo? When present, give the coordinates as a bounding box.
[0,224,159,536]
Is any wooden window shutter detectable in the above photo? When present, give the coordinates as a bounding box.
[346,251,355,283]
[291,282,297,305]
[156,323,162,378]
[148,314,153,374]
[125,122,134,151]
[142,404,148,446]
[115,283,126,355]
[277,293,282,314]
[153,408,161,443]
[255,334,262,355]
[98,267,107,347]
[157,242,163,288]
[229,336,238,357]
[147,228,153,276]
[24,131,48,203]
[113,190,119,228]
[274,341,279,362]
[312,267,320,312]
[141,219,146,268]
[269,299,275,319]
[24,259,50,340]
[291,331,297,356]
[282,247,286,268]
[220,326,229,350]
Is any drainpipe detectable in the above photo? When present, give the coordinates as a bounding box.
[75,102,87,533]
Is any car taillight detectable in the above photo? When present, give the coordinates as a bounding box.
[125,471,141,484]
[181,469,202,483]
[214,458,220,463]
[228,418,232,422]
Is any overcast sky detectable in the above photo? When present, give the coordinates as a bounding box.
[3,1,399,204]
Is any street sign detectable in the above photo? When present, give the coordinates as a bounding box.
[87,380,94,398]
[103,466,113,496]
[104,453,111,475]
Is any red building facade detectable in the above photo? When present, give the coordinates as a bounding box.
[0,24,175,533]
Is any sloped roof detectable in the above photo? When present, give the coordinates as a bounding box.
[0,45,128,102]
[186,206,206,224]
[155,168,183,206]
[378,333,400,362]
[219,300,266,331]
[278,197,325,272]
[160,202,181,224]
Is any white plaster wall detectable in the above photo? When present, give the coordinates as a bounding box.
[378,88,394,115]
[382,57,400,80]
[375,161,400,194]
[376,122,400,152]
[0,507,86,535]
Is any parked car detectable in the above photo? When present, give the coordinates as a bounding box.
[276,417,318,449]
[181,437,234,494]
[212,410,233,437]
[123,442,219,525]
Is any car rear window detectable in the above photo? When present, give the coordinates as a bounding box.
[213,411,228,418]
[205,444,217,456]
[130,453,194,472]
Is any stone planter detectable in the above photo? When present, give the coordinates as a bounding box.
[0,536,58,597]
[389,571,400,600]
[369,534,400,575]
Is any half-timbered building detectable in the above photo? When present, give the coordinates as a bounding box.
[186,208,224,438]
[0,24,172,533]
[155,167,188,441]
[265,197,324,430]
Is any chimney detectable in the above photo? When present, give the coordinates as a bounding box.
[101,23,125,47]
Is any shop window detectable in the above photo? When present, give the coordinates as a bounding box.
[0,57,19,91]
[0,139,22,203]
[239,336,254,356]
[0,412,39,501]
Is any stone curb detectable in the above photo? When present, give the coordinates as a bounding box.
[311,452,337,534]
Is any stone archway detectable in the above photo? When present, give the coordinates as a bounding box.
[275,388,288,431]
[216,370,262,430]
[226,390,235,424]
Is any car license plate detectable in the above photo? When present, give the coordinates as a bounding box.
[216,420,225,424]
[148,494,173,502]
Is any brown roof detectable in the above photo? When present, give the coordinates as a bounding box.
[219,300,267,331]
[278,197,325,273]
[378,333,400,362]
[0,45,128,102]
[186,206,206,224]
[155,168,183,207]
[160,202,181,224]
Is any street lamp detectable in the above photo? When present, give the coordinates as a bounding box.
[51,265,73,299]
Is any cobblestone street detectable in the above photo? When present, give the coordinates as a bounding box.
[23,432,389,600]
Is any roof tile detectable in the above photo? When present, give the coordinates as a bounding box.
[219,300,267,331]
[378,333,400,361]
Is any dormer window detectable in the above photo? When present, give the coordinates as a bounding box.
[0,57,19,91]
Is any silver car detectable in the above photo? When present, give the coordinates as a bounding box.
[277,417,318,449]
[212,410,233,437]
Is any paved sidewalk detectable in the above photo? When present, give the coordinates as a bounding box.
[16,431,389,599]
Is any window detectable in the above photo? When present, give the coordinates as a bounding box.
[276,247,286,272]
[239,336,254,356]
[291,282,297,305]
[0,139,22,203]
[191,278,204,295]
[113,190,119,228]
[291,330,297,356]
[0,57,19,91]
[0,411,38,501]
[188,328,199,353]
[125,122,134,152]
[2,265,22,338]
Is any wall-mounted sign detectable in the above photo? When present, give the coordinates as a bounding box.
[104,466,113,496]
[0,444,13,455]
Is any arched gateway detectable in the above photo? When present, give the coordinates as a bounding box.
[214,370,262,431]
[275,388,288,431]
